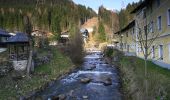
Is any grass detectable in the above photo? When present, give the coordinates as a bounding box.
[0,46,75,99]
[119,56,170,100]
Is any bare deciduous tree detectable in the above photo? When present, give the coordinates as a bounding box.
[24,15,33,76]
[134,13,165,97]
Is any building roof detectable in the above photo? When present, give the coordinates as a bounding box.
[61,31,69,38]
[131,0,152,14]
[7,32,29,43]
[114,20,135,35]
[0,29,11,37]
[61,31,69,35]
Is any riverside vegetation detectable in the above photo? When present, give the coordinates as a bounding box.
[0,26,85,99]
[0,46,75,99]
[0,0,91,98]
[104,48,170,100]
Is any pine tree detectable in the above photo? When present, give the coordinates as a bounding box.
[98,22,106,42]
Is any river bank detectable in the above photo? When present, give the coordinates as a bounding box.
[105,48,170,100]
[0,47,76,99]
[30,51,122,100]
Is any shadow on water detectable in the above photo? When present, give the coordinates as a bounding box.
[33,51,122,100]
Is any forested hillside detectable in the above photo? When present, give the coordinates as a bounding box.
[118,1,141,29]
[97,1,141,34]
[98,6,119,30]
[97,6,119,43]
[0,0,96,35]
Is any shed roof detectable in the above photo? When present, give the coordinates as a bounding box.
[0,29,11,37]
[7,32,29,43]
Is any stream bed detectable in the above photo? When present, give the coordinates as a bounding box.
[33,51,122,100]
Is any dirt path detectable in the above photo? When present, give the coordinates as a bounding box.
[81,17,99,49]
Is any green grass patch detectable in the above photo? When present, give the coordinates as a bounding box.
[120,56,170,100]
[0,46,75,99]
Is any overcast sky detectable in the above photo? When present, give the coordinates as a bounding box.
[73,0,140,13]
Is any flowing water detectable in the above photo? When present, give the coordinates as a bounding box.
[34,51,122,100]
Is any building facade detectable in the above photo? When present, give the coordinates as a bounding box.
[114,20,136,56]
[115,0,170,69]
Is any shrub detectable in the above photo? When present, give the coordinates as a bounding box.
[98,21,106,42]
[120,56,170,100]
[104,47,113,57]
[104,47,124,60]
[67,28,85,64]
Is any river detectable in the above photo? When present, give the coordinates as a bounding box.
[33,51,122,100]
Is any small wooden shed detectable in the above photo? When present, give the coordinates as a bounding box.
[6,33,29,71]
[60,31,69,44]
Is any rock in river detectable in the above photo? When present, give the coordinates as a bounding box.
[86,65,96,70]
[80,78,91,84]
[51,94,66,100]
[103,78,112,86]
[82,95,88,99]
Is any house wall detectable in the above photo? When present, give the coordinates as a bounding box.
[122,27,136,56]
[134,0,170,68]
[12,60,28,71]
[114,26,136,56]
[12,60,34,71]
[113,34,120,48]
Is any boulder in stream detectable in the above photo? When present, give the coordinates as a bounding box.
[51,94,66,100]
[103,78,112,86]
[80,78,91,84]
[82,95,88,99]
[69,90,74,97]
[86,65,96,70]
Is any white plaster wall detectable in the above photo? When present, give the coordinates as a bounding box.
[152,60,170,70]
[13,60,28,71]
[0,48,7,53]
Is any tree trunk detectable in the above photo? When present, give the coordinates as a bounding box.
[144,56,147,77]
[27,39,33,76]
[144,55,148,99]
[24,15,33,77]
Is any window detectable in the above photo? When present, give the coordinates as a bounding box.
[159,45,163,60]
[144,25,147,35]
[157,0,160,7]
[143,8,146,19]
[138,47,140,53]
[127,45,130,52]
[158,16,162,30]
[168,9,170,26]
[152,46,155,58]
[126,32,128,37]
[124,43,127,49]
[150,21,154,33]
[132,28,135,34]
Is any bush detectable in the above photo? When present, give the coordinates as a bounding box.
[98,22,106,42]
[67,28,85,64]
[104,47,113,57]
[104,47,124,61]
[119,56,170,100]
